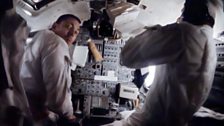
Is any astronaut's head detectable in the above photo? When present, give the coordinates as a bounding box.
[0,0,13,15]
[51,14,81,46]
[181,0,215,26]
[182,0,222,27]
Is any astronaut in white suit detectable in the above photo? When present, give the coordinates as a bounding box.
[20,14,81,125]
[103,0,222,126]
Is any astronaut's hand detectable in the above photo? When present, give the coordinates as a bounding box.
[66,115,77,122]
[57,115,80,126]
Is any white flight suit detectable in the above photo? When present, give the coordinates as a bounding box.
[0,9,30,123]
[118,22,217,126]
[20,30,73,121]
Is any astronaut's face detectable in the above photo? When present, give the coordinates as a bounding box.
[53,17,80,45]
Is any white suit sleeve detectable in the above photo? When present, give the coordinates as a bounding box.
[41,37,73,117]
[120,24,184,68]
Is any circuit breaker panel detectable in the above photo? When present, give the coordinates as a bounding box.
[71,38,137,118]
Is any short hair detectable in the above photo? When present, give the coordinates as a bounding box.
[0,0,13,16]
[55,14,81,24]
[182,0,214,26]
